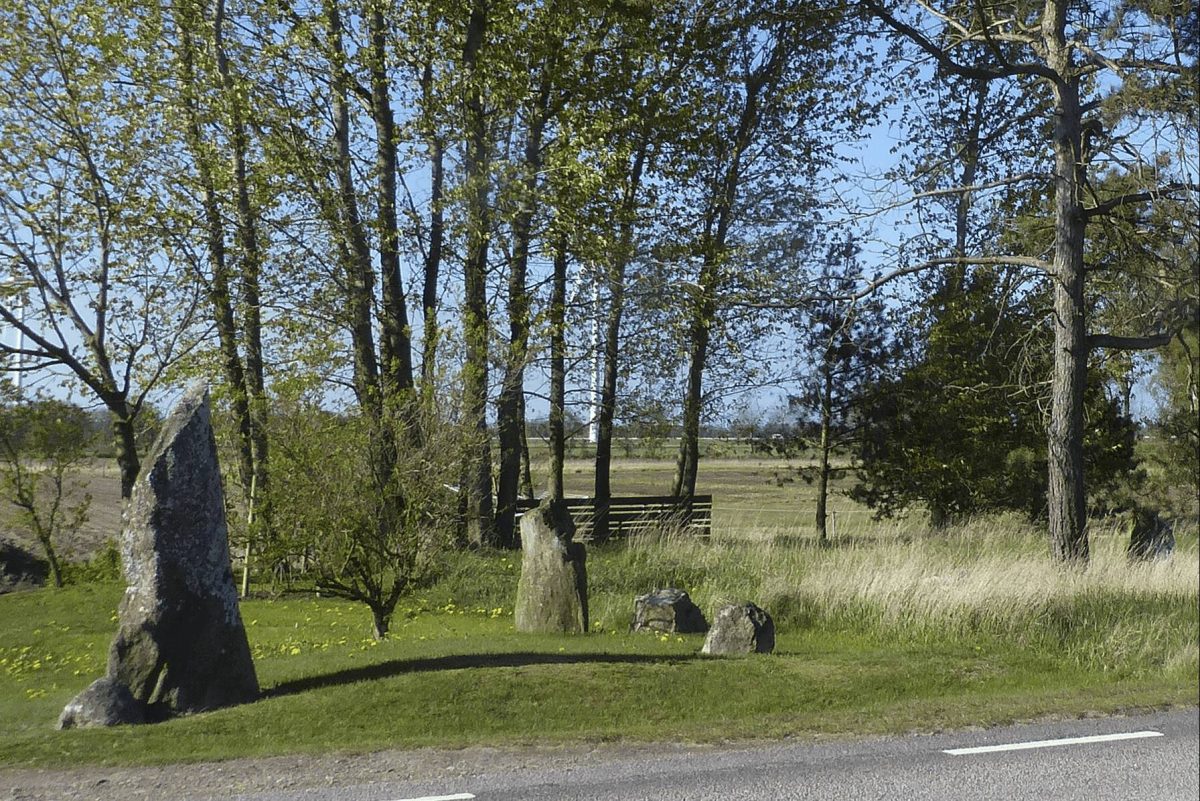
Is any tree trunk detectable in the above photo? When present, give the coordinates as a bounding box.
[519,390,534,499]
[495,108,547,549]
[594,142,647,541]
[1044,1,1089,563]
[327,1,380,419]
[671,312,709,500]
[815,367,833,546]
[176,11,256,511]
[370,606,390,640]
[592,279,623,541]
[111,407,140,499]
[671,60,770,501]
[461,0,495,546]
[369,2,415,399]
[420,62,445,406]
[943,80,986,302]
[214,0,271,543]
[40,533,63,589]
[548,242,568,501]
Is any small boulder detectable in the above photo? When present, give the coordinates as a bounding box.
[1126,507,1175,561]
[515,499,587,633]
[57,677,144,729]
[631,588,708,634]
[0,539,48,595]
[701,602,775,655]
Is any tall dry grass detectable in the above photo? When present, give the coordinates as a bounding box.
[587,516,1199,676]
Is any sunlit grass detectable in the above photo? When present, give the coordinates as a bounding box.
[1,505,1195,769]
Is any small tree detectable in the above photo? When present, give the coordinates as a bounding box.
[791,239,897,544]
[850,274,1139,526]
[0,395,94,588]
[270,398,463,639]
[1147,323,1200,515]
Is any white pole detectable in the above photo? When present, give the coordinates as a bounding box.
[241,473,256,599]
[14,294,24,393]
[588,269,600,444]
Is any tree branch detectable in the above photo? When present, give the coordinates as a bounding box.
[1090,302,1199,352]
[740,254,1052,310]
[912,172,1048,200]
[1083,182,1199,219]
[1088,332,1176,351]
[862,0,1057,81]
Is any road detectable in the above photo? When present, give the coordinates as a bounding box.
[3,709,1196,801]
[224,709,1197,801]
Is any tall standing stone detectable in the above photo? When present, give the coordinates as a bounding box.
[515,499,587,633]
[106,385,258,718]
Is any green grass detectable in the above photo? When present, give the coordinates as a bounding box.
[1,519,1196,768]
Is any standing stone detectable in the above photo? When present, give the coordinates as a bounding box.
[515,499,587,633]
[57,677,145,730]
[701,602,775,655]
[631,588,708,634]
[105,385,258,719]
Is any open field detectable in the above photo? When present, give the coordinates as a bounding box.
[1,517,1196,768]
[553,456,888,538]
[1,449,901,560]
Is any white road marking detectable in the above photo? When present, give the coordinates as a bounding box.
[944,730,1164,755]
[388,794,475,801]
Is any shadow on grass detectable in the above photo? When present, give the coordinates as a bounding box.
[264,651,698,699]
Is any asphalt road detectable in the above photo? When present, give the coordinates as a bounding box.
[208,708,1198,801]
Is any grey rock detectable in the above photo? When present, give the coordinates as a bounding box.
[515,499,587,633]
[631,588,708,634]
[1126,507,1175,561]
[57,677,144,729]
[0,538,48,595]
[105,384,258,718]
[701,602,775,655]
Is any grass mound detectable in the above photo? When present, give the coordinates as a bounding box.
[0,518,1195,768]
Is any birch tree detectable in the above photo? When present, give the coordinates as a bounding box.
[0,0,202,497]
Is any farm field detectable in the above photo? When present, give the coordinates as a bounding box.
[540,436,917,538]
[2,447,897,561]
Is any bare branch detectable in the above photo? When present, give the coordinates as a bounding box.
[862,0,1058,82]
[740,254,1053,310]
[912,172,1048,201]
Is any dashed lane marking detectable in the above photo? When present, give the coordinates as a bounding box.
[944,730,1164,755]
